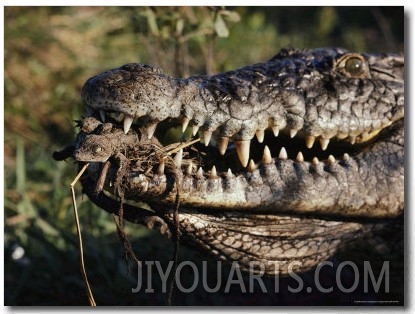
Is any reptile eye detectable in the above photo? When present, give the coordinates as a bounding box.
[94,146,102,153]
[335,53,368,78]
[345,57,364,76]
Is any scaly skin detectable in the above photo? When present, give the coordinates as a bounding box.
[65,48,404,275]
[82,48,403,143]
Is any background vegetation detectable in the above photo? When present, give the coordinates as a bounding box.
[4,6,404,305]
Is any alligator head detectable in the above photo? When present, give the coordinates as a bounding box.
[75,48,404,275]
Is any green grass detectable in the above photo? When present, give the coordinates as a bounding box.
[4,6,403,305]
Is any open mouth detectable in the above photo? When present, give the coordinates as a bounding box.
[73,108,403,218]
[93,109,381,176]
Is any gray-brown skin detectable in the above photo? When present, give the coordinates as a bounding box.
[73,48,404,275]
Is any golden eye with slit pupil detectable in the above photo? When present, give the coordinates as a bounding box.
[94,146,102,153]
[345,57,364,76]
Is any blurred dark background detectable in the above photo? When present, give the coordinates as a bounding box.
[4,6,404,305]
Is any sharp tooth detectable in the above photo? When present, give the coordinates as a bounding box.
[256,130,265,143]
[192,125,200,136]
[312,157,319,165]
[146,123,158,139]
[290,129,298,138]
[210,165,217,179]
[186,161,193,176]
[272,126,280,137]
[328,155,336,164]
[197,167,204,178]
[204,131,213,146]
[186,161,193,175]
[262,145,272,164]
[349,136,356,145]
[343,153,350,162]
[182,117,190,133]
[123,115,134,134]
[99,110,106,122]
[173,148,183,168]
[218,137,229,155]
[296,152,304,163]
[319,138,330,151]
[234,140,250,167]
[157,161,165,175]
[226,168,233,178]
[305,135,316,149]
[278,147,288,160]
[248,159,256,172]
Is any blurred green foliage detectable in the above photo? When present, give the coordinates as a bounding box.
[4,6,403,305]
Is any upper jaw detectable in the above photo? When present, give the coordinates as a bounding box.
[82,93,403,170]
[81,50,404,169]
